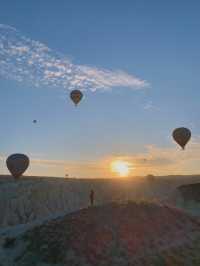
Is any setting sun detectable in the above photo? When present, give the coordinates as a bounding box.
[111,160,131,177]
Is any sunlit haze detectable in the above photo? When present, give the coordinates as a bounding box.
[111,160,131,177]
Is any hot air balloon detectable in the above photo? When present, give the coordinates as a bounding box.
[6,154,30,179]
[70,90,83,106]
[172,127,191,150]
[33,120,37,124]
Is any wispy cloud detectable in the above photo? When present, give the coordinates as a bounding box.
[108,137,200,175]
[0,24,148,92]
[1,138,200,177]
[143,101,159,111]
[30,158,106,171]
[27,138,200,176]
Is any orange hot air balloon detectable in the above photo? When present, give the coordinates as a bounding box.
[70,90,83,106]
[6,154,29,179]
[172,127,191,150]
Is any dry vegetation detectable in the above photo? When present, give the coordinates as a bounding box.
[2,201,200,266]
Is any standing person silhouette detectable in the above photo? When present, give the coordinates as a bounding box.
[90,189,94,206]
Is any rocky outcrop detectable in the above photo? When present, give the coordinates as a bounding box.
[178,183,200,202]
[0,175,198,228]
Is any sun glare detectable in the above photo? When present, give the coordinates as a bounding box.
[111,160,131,177]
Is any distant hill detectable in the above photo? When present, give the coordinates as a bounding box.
[1,202,200,266]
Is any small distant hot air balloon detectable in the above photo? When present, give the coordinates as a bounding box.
[172,127,191,150]
[33,120,37,124]
[70,90,83,106]
[6,154,30,180]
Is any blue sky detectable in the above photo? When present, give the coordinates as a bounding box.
[0,1,200,177]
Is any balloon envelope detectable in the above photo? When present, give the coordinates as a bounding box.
[33,120,37,123]
[70,90,83,105]
[172,127,191,149]
[6,154,30,179]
